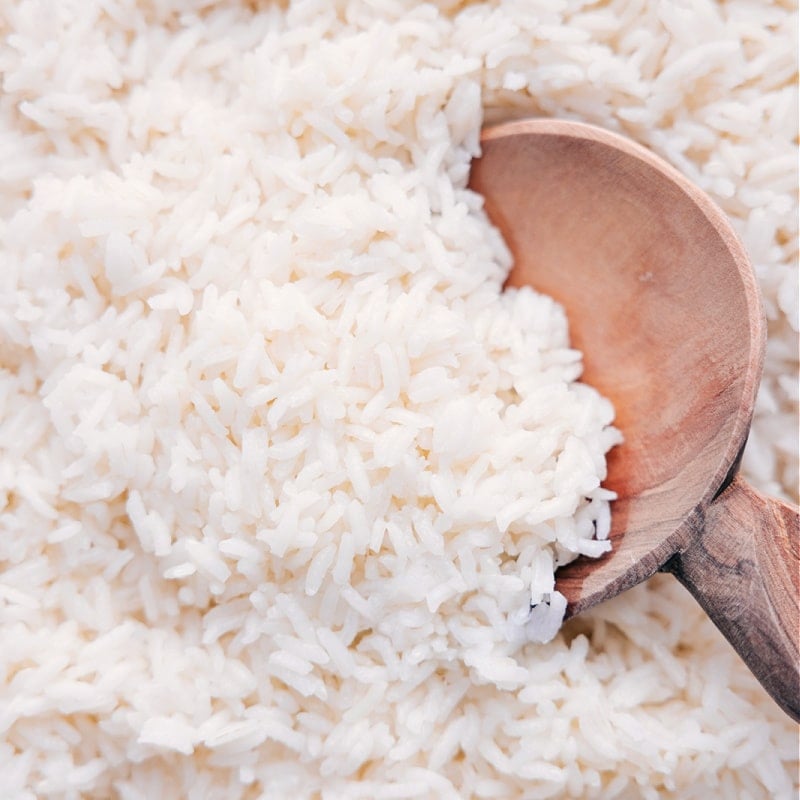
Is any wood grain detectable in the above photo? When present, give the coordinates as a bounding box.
[664,476,800,720]
[468,118,800,719]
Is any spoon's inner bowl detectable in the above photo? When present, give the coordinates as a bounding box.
[470,121,764,611]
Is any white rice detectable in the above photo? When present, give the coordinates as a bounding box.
[1,1,798,799]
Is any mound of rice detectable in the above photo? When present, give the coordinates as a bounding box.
[0,2,797,799]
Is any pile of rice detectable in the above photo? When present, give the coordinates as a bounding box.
[1,1,797,798]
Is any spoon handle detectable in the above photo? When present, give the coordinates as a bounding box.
[665,475,799,721]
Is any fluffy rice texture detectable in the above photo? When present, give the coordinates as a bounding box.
[1,1,798,799]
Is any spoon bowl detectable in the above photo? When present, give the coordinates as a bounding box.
[469,118,799,719]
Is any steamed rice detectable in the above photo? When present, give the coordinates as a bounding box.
[0,1,798,799]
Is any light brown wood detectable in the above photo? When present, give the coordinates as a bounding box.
[468,118,800,719]
[664,476,799,720]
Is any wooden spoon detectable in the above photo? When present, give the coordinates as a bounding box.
[469,118,799,720]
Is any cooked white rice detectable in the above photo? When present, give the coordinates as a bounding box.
[0,2,797,799]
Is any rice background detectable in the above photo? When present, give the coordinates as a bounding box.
[0,1,798,799]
